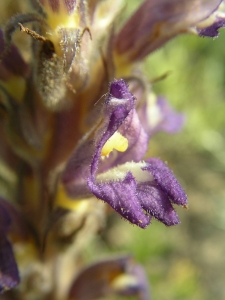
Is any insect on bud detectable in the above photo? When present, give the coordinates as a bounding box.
[35,38,68,110]
[34,27,91,111]
[17,18,91,110]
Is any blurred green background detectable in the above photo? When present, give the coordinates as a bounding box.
[86,2,225,300]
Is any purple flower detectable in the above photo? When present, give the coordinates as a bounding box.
[63,79,187,228]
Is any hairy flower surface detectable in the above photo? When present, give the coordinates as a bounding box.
[0,0,224,298]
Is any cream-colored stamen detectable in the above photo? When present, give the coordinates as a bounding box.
[101,131,128,157]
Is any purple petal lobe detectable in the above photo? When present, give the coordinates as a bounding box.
[88,157,185,227]
[197,15,225,37]
[109,78,130,99]
[144,158,187,206]
[88,172,151,228]
[137,182,180,226]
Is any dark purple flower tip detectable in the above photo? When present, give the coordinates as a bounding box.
[109,78,133,100]
[68,256,151,300]
[0,205,20,294]
[38,0,77,15]
[0,237,20,294]
[197,15,225,37]
[88,170,151,228]
[103,79,135,120]
[144,158,188,207]
[137,182,180,226]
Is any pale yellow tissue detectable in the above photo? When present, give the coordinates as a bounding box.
[44,2,80,30]
[114,52,133,77]
[55,184,89,212]
[96,161,152,183]
[146,92,162,129]
[94,0,124,30]
[101,131,128,157]
[196,13,218,29]
[44,4,80,56]
[111,273,138,292]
